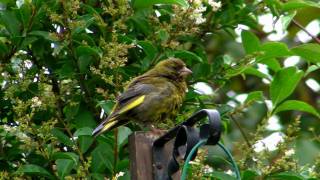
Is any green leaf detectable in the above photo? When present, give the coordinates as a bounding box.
[270,67,304,106]
[73,127,94,153]
[21,36,38,48]
[63,103,80,120]
[217,104,233,115]
[137,41,158,70]
[76,45,102,59]
[79,135,94,153]
[117,126,132,146]
[192,63,211,79]
[133,0,188,9]
[296,139,319,165]
[16,164,54,179]
[0,0,14,5]
[90,142,114,173]
[74,127,93,137]
[158,29,169,42]
[274,100,320,118]
[74,110,96,128]
[244,67,269,79]
[98,100,115,114]
[56,159,75,179]
[116,159,130,172]
[305,65,320,77]
[281,11,296,31]
[259,58,281,72]
[81,3,102,16]
[73,33,96,46]
[260,42,292,59]
[52,152,79,166]
[29,31,59,41]
[72,14,96,34]
[291,43,320,64]
[0,11,20,36]
[265,0,282,16]
[90,173,105,180]
[129,11,153,35]
[0,41,9,55]
[281,0,320,11]
[56,61,75,78]
[268,171,305,180]
[137,41,157,60]
[173,50,203,63]
[242,170,258,180]
[225,66,247,78]
[51,128,74,146]
[245,91,264,104]
[241,30,260,54]
[78,55,92,73]
[18,3,32,29]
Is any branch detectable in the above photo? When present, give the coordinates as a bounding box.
[50,75,90,175]
[292,19,320,44]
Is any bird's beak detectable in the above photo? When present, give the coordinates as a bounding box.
[180,67,193,76]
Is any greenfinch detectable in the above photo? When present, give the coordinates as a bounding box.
[92,58,192,136]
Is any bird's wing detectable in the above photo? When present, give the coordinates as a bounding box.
[113,83,154,115]
[92,84,154,136]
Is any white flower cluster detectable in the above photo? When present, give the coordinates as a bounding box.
[115,171,125,178]
[191,5,207,24]
[31,96,42,108]
[189,0,222,25]
[2,125,31,144]
[284,148,295,156]
[207,0,222,12]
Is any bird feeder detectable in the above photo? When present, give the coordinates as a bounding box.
[129,109,237,180]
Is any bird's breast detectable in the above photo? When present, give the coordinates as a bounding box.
[130,81,185,126]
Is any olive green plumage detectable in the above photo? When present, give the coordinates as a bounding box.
[92,58,192,136]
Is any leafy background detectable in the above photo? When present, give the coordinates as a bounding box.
[0,0,320,179]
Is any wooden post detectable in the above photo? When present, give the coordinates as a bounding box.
[129,132,180,180]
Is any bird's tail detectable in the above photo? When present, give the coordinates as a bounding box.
[92,95,146,137]
[92,117,130,137]
[92,117,118,137]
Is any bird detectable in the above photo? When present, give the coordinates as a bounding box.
[92,58,192,136]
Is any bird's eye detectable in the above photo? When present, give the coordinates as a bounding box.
[172,64,182,71]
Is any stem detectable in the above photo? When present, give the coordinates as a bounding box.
[51,75,90,175]
[113,128,119,175]
[292,19,320,44]
[230,115,252,148]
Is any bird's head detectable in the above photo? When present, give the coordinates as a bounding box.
[150,58,192,80]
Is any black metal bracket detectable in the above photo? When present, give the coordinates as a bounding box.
[152,109,222,180]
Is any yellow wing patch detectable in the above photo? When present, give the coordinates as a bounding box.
[101,118,118,132]
[93,95,145,135]
[118,95,145,114]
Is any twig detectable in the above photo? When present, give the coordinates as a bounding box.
[292,19,320,44]
[60,0,99,119]
[229,115,252,148]
[113,128,119,176]
[51,76,90,175]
